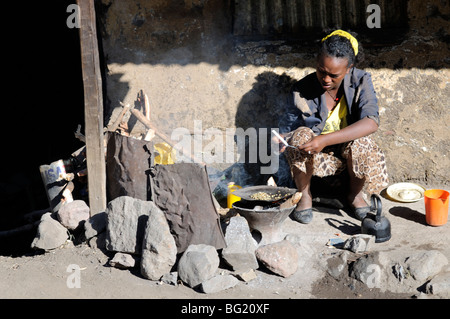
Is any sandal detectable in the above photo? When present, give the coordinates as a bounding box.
[292,208,313,224]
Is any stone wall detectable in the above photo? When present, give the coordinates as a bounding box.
[99,0,450,186]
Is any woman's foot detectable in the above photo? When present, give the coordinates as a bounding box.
[349,193,368,208]
[346,155,369,220]
[296,190,313,211]
[292,208,313,224]
[348,193,370,221]
[292,191,313,224]
[292,165,314,224]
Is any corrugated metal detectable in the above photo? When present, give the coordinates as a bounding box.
[232,0,407,36]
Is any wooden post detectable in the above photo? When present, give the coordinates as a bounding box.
[77,0,106,216]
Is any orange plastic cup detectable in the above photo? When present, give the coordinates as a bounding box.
[424,189,449,226]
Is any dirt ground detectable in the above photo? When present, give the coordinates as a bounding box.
[0,183,448,301]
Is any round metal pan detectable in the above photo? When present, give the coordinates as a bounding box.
[232,185,297,202]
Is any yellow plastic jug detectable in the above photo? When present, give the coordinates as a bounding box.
[227,182,242,208]
[154,143,176,165]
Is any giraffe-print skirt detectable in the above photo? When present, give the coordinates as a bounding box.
[285,127,389,195]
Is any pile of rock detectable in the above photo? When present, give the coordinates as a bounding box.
[98,196,300,293]
[31,194,301,294]
[31,200,91,250]
[326,244,450,298]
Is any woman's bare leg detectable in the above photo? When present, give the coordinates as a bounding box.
[293,165,313,211]
[291,162,314,224]
[346,152,371,220]
[346,154,368,209]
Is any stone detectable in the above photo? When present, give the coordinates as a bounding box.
[350,251,391,289]
[57,200,90,230]
[343,234,375,253]
[235,269,257,282]
[140,205,177,280]
[200,274,239,294]
[161,272,178,286]
[284,233,317,268]
[327,251,350,280]
[255,240,298,278]
[350,250,449,294]
[221,216,258,271]
[393,262,408,283]
[105,196,156,254]
[31,213,69,251]
[109,252,136,269]
[350,250,422,294]
[406,250,448,282]
[84,211,107,240]
[426,271,450,298]
[177,244,220,288]
[88,231,107,250]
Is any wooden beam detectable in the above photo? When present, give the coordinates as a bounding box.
[77,0,106,216]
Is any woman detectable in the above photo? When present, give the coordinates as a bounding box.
[277,30,389,224]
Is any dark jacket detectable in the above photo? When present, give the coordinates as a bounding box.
[279,68,379,135]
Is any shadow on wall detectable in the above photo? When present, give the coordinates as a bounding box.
[233,71,297,187]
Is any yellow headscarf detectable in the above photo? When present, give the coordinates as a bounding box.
[322,30,358,56]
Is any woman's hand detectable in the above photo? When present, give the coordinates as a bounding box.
[297,117,379,155]
[297,135,328,155]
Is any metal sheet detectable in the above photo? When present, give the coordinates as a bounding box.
[233,0,407,36]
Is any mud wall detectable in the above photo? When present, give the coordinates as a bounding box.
[99,0,450,186]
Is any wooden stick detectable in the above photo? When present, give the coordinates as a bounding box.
[130,108,172,143]
[109,103,130,132]
[144,93,150,121]
[143,129,156,141]
[279,192,302,209]
[136,91,154,141]
[74,124,86,143]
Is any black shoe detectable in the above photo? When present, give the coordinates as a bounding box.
[353,206,371,221]
[292,208,313,224]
